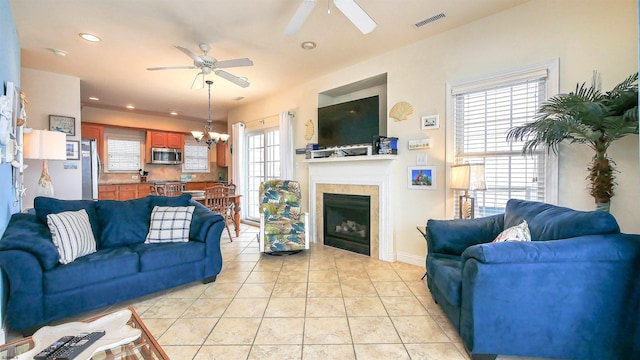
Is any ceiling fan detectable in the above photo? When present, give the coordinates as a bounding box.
[147,43,253,88]
[284,0,376,35]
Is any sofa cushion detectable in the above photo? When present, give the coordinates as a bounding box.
[46,209,97,264]
[493,220,531,243]
[148,194,192,207]
[145,206,195,244]
[43,247,139,294]
[0,213,61,270]
[95,197,152,249]
[34,197,101,241]
[504,199,620,240]
[131,241,205,272]
[427,255,462,306]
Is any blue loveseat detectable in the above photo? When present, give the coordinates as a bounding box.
[425,199,640,360]
[0,195,225,332]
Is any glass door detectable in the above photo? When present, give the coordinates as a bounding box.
[246,128,280,221]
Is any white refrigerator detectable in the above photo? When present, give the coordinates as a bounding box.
[81,139,100,200]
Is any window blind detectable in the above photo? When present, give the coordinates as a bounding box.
[453,77,547,218]
[107,137,140,171]
[183,143,209,172]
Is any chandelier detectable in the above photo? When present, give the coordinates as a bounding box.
[191,80,229,149]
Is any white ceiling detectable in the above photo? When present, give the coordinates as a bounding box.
[10,0,529,123]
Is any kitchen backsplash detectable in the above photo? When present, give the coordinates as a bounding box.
[99,163,227,184]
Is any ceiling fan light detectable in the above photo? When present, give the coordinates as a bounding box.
[191,131,204,141]
[191,72,205,90]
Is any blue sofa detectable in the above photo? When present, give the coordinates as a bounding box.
[0,195,225,332]
[425,199,640,360]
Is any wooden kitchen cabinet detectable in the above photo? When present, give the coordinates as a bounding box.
[117,184,138,200]
[186,182,207,191]
[148,131,184,149]
[81,124,104,160]
[167,133,183,149]
[98,185,117,200]
[216,142,228,167]
[138,183,152,197]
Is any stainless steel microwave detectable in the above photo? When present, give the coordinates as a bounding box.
[151,148,182,164]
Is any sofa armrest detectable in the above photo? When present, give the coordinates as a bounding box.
[189,200,224,243]
[0,213,60,270]
[426,214,504,256]
[0,249,45,331]
[461,233,640,265]
[188,200,224,278]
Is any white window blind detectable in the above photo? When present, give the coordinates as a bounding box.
[106,137,140,172]
[453,76,548,218]
[183,142,209,172]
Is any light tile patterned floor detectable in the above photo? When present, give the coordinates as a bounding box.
[18,224,546,359]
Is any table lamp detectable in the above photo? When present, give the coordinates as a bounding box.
[450,163,486,219]
[23,129,67,197]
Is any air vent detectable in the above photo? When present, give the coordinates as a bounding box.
[414,13,446,28]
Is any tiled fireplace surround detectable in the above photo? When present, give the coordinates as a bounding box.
[307,156,396,262]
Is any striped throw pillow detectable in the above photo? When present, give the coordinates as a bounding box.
[46,209,97,264]
[145,206,195,244]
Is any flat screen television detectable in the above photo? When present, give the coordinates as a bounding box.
[317,95,380,148]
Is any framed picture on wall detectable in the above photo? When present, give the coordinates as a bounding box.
[49,115,75,136]
[408,166,436,190]
[66,140,80,160]
[421,114,439,130]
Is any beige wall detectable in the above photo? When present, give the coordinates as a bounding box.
[228,0,640,265]
[22,68,82,209]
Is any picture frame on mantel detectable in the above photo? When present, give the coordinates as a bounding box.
[49,115,75,136]
[408,166,436,190]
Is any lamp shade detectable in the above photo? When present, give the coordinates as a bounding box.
[23,130,67,160]
[450,163,486,191]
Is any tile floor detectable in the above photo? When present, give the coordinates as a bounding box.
[17,224,543,359]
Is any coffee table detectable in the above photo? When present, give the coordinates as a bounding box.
[0,306,168,359]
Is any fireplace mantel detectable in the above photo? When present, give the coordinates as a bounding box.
[307,157,396,262]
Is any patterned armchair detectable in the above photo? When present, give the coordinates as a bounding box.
[259,180,309,254]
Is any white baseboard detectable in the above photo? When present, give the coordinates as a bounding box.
[396,251,426,267]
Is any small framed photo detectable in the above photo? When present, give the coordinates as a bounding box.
[421,114,439,130]
[408,166,436,190]
[66,140,80,160]
[49,115,75,136]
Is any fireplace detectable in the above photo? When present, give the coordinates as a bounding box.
[323,193,371,256]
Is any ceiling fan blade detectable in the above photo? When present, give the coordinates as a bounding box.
[175,45,205,66]
[333,0,376,34]
[215,70,250,88]
[284,0,317,35]
[146,65,197,71]
[214,58,254,69]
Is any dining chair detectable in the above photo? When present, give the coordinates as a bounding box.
[163,182,183,197]
[204,184,233,240]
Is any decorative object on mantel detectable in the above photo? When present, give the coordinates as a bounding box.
[421,114,439,130]
[408,166,436,190]
[408,138,430,150]
[304,119,314,140]
[389,101,413,121]
[506,72,638,212]
[191,80,230,149]
[450,163,487,219]
[23,129,66,197]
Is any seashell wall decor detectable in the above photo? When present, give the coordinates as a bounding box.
[304,119,314,140]
[389,101,414,121]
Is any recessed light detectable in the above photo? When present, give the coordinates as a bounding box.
[126,105,135,109]
[169,111,178,116]
[88,96,100,101]
[301,41,316,50]
[79,33,101,42]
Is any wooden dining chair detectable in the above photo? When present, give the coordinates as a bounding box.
[204,184,233,240]
[163,182,183,197]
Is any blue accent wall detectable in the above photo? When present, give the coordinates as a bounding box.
[0,0,20,237]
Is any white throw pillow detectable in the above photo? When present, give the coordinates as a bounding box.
[47,209,97,264]
[493,220,531,243]
[145,206,195,244]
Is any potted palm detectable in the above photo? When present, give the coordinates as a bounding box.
[506,72,638,212]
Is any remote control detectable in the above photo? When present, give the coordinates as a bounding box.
[46,330,106,360]
[33,336,75,360]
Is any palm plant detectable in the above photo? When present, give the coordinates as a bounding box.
[506,72,638,212]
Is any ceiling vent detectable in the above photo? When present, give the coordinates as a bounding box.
[414,13,446,29]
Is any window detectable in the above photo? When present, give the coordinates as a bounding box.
[106,136,140,172]
[449,61,558,218]
[246,128,280,221]
[183,141,209,172]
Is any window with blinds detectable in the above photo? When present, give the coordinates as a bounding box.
[453,74,549,218]
[246,128,280,221]
[183,142,209,172]
[106,137,140,172]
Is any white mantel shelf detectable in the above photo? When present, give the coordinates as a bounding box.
[303,154,397,163]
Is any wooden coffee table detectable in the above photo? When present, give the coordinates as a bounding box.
[0,306,168,359]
